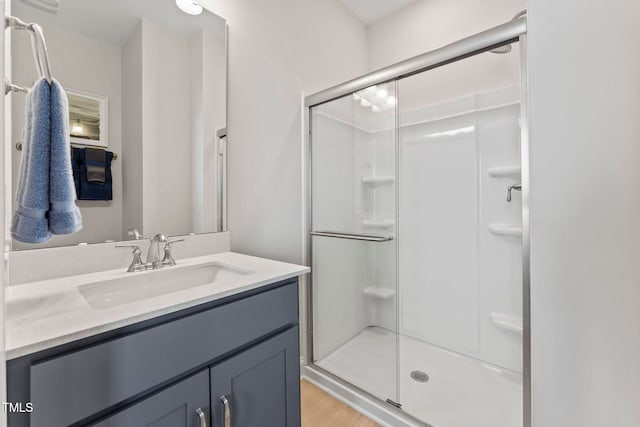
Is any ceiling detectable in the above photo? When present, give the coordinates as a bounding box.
[13,0,226,46]
[340,0,417,26]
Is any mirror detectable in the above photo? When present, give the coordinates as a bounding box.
[68,90,108,147]
[8,0,227,250]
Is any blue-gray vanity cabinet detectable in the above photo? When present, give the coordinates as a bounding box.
[6,278,300,427]
[211,326,301,427]
[94,370,210,427]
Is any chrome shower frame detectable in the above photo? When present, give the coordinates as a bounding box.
[302,16,530,427]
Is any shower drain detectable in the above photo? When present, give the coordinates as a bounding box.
[410,370,429,383]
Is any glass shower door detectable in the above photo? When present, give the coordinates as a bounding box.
[396,48,524,426]
[310,82,399,405]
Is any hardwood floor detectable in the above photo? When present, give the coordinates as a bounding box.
[301,379,379,427]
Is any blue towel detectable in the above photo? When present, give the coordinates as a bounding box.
[48,80,82,234]
[11,79,52,243]
[11,78,82,243]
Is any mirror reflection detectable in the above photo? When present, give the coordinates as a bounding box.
[68,91,106,146]
[9,0,227,250]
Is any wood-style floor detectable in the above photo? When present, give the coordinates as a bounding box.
[301,379,379,427]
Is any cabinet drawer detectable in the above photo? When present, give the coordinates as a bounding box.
[30,282,298,427]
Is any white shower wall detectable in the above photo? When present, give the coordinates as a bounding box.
[311,113,375,360]
[313,86,522,373]
[396,87,522,372]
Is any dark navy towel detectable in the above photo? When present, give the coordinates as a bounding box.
[72,147,113,201]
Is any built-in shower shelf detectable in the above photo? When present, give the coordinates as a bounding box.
[488,224,522,237]
[488,166,521,178]
[363,287,396,299]
[362,176,395,186]
[362,218,395,228]
[490,312,523,334]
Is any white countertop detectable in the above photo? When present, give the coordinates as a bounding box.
[5,252,310,360]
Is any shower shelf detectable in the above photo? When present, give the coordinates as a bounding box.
[362,218,395,228]
[487,166,521,178]
[362,176,395,186]
[363,287,395,299]
[490,312,523,334]
[488,224,522,237]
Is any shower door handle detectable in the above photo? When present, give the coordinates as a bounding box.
[310,231,393,242]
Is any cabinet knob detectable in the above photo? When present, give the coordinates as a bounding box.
[220,395,231,427]
[196,407,207,427]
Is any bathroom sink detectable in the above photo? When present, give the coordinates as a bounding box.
[79,262,253,309]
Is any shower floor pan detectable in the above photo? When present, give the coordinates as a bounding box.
[316,326,522,427]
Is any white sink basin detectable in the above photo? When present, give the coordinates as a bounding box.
[79,262,253,309]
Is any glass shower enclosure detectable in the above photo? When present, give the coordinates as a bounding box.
[306,17,529,427]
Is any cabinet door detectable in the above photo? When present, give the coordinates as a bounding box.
[95,370,209,427]
[211,326,300,427]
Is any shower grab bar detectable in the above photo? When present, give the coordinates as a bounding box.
[310,231,393,242]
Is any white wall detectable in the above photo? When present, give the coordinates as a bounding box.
[141,19,192,237]
[190,33,205,233]
[190,29,225,234]
[367,0,525,71]
[11,22,123,248]
[196,0,368,360]
[199,0,369,264]
[121,23,143,237]
[527,1,640,426]
[122,20,223,239]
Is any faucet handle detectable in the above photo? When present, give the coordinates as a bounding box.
[161,239,184,267]
[127,228,143,240]
[116,245,147,272]
[116,244,141,251]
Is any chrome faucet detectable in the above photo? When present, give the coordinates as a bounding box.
[146,234,168,269]
[507,182,522,202]
[118,233,184,272]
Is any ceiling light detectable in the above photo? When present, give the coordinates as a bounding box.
[175,0,203,15]
[360,99,371,107]
[376,88,388,98]
[72,119,83,134]
[386,96,396,106]
[371,105,381,113]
